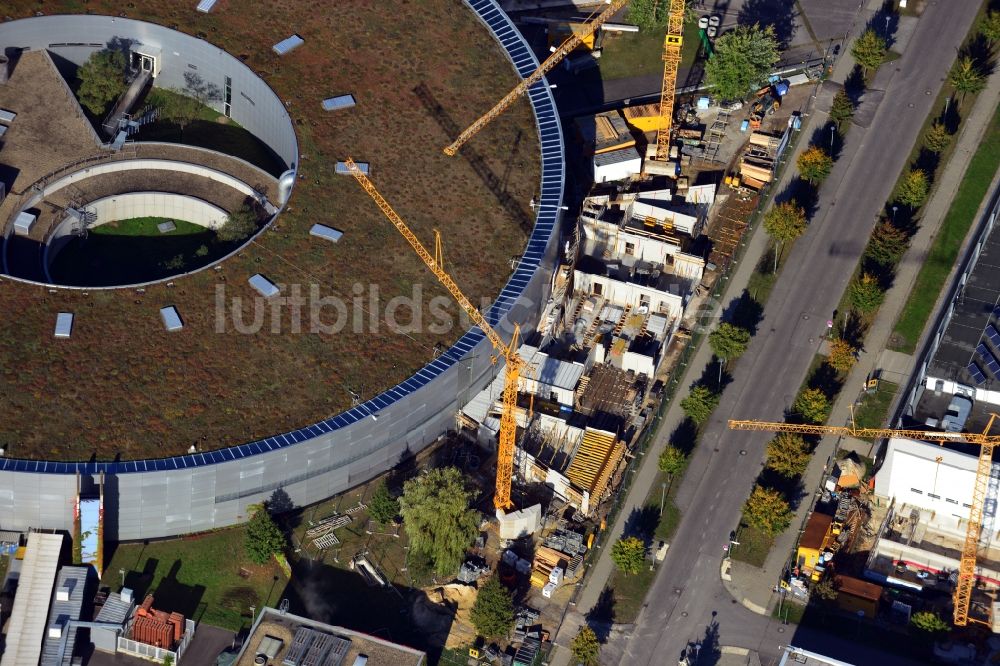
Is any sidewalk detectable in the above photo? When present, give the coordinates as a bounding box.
[724,43,1000,615]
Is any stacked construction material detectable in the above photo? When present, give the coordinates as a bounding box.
[131,595,184,648]
[530,546,567,588]
[307,513,352,550]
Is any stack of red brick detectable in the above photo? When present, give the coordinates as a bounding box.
[130,595,185,648]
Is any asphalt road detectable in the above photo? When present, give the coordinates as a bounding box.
[610,0,982,663]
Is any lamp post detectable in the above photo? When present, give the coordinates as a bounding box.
[829,124,835,150]
[892,205,898,224]
[119,568,125,589]
[659,481,667,516]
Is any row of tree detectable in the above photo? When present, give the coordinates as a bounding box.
[845,8,997,338]
[744,4,1000,560]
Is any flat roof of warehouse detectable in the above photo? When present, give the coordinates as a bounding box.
[915,211,1000,431]
[1,532,64,666]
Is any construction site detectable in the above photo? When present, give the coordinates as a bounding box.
[0,0,856,664]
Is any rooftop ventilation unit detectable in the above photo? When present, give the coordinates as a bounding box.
[335,162,368,175]
[322,95,356,112]
[273,35,304,56]
[54,313,74,339]
[160,306,184,332]
[310,224,343,243]
[248,274,280,298]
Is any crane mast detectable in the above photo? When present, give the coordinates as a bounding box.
[655,0,686,162]
[443,0,629,156]
[729,415,1000,627]
[344,158,522,512]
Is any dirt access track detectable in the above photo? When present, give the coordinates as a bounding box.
[0,0,540,459]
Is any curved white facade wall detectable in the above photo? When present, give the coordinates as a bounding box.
[0,3,565,540]
[39,159,263,203]
[87,193,227,229]
[0,15,297,168]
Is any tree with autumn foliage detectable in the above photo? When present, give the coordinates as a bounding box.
[743,486,793,535]
[797,145,833,185]
[765,433,811,478]
[794,388,830,424]
[827,338,858,373]
[865,221,909,268]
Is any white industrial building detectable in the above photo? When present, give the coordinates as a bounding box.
[593,147,642,183]
[874,437,990,536]
[869,437,1000,592]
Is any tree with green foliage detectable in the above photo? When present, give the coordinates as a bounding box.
[827,338,858,374]
[368,481,399,526]
[812,578,839,602]
[470,576,514,639]
[244,505,286,565]
[865,221,909,267]
[829,89,855,132]
[981,10,1000,47]
[627,0,668,31]
[658,444,687,477]
[709,322,751,382]
[924,122,952,154]
[793,388,830,424]
[470,577,514,637]
[910,610,949,635]
[681,384,720,425]
[763,201,807,270]
[77,49,127,115]
[217,205,259,243]
[895,169,930,208]
[765,433,811,478]
[851,29,887,77]
[153,89,203,136]
[610,536,646,576]
[570,626,601,666]
[151,72,222,136]
[850,273,885,315]
[704,24,780,100]
[742,486,792,535]
[400,467,479,575]
[797,145,834,186]
[950,56,986,101]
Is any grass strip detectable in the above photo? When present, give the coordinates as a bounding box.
[891,104,1000,352]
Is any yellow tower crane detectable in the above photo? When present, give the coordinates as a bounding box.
[443,0,629,156]
[654,0,686,162]
[344,158,522,513]
[728,415,1000,627]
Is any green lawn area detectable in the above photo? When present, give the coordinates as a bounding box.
[49,216,225,286]
[608,565,657,623]
[730,524,774,567]
[142,89,285,176]
[598,19,701,81]
[101,528,287,631]
[890,82,1000,351]
[91,216,205,238]
[851,380,899,433]
[773,598,806,624]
